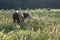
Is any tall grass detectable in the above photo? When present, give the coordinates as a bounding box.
[0,9,60,40]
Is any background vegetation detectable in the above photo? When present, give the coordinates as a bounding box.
[0,0,60,9]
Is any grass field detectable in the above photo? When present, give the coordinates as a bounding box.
[0,9,60,40]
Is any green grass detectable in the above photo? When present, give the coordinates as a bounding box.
[0,9,60,40]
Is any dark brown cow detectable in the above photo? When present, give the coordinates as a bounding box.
[13,11,33,24]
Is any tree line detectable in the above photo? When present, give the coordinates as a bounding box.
[0,0,60,9]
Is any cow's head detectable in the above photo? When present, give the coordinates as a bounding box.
[27,12,33,19]
[23,12,33,19]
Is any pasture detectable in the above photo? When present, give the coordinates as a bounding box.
[0,9,60,40]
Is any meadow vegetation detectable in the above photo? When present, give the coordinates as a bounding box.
[0,9,60,40]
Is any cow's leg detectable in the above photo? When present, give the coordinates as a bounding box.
[15,19,20,30]
[13,19,17,26]
[17,19,20,24]
[13,19,20,30]
[13,19,16,23]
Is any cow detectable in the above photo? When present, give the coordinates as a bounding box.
[13,11,33,25]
